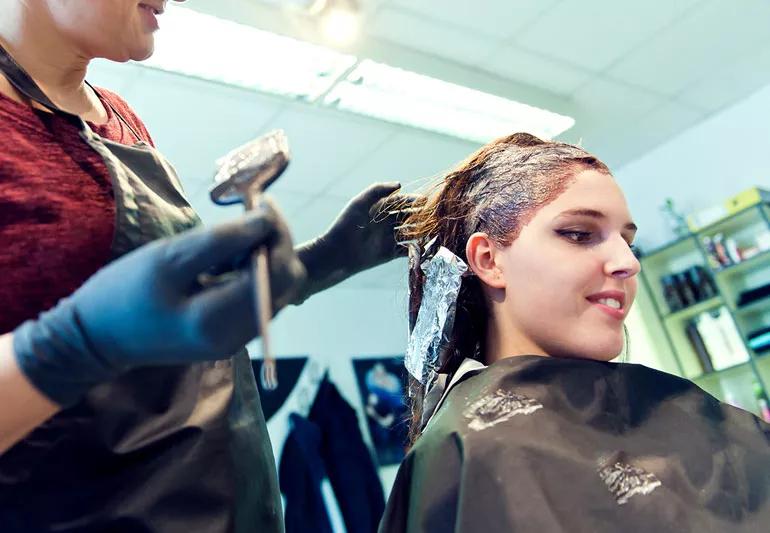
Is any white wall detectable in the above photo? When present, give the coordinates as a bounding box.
[612,81,770,374]
[616,82,770,252]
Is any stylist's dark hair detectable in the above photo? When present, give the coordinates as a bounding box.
[400,132,611,446]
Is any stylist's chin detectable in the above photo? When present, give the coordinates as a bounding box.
[89,0,187,64]
[131,0,187,61]
[121,1,170,62]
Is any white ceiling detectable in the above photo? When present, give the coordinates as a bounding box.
[181,0,770,168]
[358,0,770,166]
[87,0,770,288]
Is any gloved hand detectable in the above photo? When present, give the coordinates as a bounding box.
[293,182,422,303]
[13,198,306,407]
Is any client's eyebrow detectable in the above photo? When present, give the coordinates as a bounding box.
[558,208,638,232]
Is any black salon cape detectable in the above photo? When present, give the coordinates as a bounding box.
[379,355,770,533]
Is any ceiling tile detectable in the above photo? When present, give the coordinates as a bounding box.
[679,42,770,113]
[188,186,312,227]
[635,102,704,144]
[608,0,770,95]
[596,102,704,168]
[336,257,408,290]
[482,44,592,95]
[386,0,559,40]
[516,0,703,71]
[567,78,663,161]
[330,129,478,198]
[287,194,352,245]
[572,78,662,123]
[121,67,284,193]
[261,105,398,197]
[368,7,500,65]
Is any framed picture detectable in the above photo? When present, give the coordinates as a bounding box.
[352,356,409,466]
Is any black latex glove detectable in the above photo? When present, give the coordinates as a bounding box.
[293,182,421,303]
[13,198,306,407]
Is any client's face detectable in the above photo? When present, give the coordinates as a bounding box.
[496,169,640,361]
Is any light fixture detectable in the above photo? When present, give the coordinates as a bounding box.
[141,5,574,144]
[259,0,361,42]
[143,4,357,101]
[318,0,361,46]
[259,0,328,15]
[323,60,575,143]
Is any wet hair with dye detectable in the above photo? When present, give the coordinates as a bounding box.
[400,132,611,446]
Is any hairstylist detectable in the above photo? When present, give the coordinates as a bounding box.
[0,1,412,531]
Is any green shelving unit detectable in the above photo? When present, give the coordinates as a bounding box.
[638,203,770,415]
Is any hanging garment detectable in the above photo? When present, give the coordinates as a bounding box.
[310,378,386,533]
[0,44,282,533]
[279,414,335,533]
[380,355,770,533]
[254,358,310,421]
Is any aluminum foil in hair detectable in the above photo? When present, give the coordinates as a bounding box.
[407,241,424,334]
[405,245,467,384]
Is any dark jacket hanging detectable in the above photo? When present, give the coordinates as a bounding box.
[279,414,334,533]
[309,378,386,532]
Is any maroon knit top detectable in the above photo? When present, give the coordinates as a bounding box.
[0,87,154,332]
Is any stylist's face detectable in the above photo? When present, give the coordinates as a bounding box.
[46,0,186,62]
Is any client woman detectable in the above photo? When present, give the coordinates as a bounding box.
[380,133,770,533]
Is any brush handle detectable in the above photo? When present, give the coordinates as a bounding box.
[253,245,277,390]
[243,190,278,390]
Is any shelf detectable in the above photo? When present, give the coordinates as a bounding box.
[691,359,753,383]
[735,295,770,316]
[714,248,770,277]
[691,202,767,235]
[663,296,723,322]
[639,199,770,409]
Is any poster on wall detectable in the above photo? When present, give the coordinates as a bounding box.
[352,356,409,466]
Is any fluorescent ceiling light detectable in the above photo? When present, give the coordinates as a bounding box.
[144,5,356,100]
[142,6,574,143]
[321,8,361,46]
[324,60,575,143]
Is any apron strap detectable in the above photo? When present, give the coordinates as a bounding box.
[86,81,145,143]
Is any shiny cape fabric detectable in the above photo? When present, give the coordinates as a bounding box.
[380,355,770,533]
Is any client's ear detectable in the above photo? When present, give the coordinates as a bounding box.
[465,232,506,289]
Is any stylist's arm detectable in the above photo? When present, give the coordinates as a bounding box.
[0,198,305,453]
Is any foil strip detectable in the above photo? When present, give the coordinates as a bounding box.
[405,245,467,384]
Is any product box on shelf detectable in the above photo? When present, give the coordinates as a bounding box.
[725,187,770,215]
[686,186,770,232]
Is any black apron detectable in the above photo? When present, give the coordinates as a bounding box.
[0,46,283,533]
[380,355,770,533]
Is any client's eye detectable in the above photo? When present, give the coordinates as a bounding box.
[557,230,593,244]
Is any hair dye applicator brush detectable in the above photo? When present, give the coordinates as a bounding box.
[210,130,290,390]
